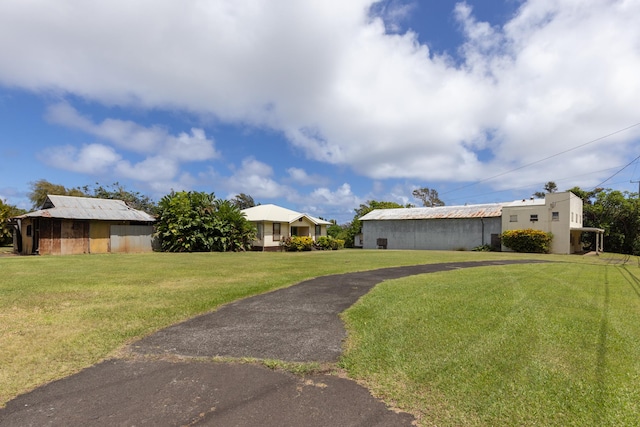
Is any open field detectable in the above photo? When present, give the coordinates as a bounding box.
[1,250,639,426]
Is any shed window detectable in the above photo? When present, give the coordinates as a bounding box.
[26,225,32,237]
[273,223,281,241]
[509,215,518,222]
[552,212,559,221]
[530,214,538,222]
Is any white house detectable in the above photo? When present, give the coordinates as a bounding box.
[500,192,604,254]
[360,191,604,254]
[241,204,331,251]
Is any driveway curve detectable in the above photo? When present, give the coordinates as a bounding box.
[0,259,545,427]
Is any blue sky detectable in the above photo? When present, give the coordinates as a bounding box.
[1,0,639,223]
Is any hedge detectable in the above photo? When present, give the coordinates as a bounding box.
[501,229,553,253]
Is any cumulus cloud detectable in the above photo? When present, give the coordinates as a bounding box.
[46,103,219,160]
[298,183,363,219]
[222,157,293,199]
[1,0,639,193]
[285,167,329,186]
[41,143,121,174]
[41,103,219,191]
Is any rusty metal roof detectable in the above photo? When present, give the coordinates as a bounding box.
[359,203,506,221]
[17,195,155,222]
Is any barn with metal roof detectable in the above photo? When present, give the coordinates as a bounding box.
[359,192,600,254]
[359,203,505,251]
[12,195,156,255]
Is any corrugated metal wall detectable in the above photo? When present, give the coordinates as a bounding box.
[110,225,154,253]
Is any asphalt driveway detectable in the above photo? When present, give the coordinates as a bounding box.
[0,259,545,426]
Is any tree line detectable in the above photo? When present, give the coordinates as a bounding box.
[329,183,640,255]
[0,180,258,252]
[4,180,640,255]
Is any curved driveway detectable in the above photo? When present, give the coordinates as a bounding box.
[1,259,545,427]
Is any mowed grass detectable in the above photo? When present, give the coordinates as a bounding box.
[340,257,640,426]
[1,249,521,406]
[2,250,639,426]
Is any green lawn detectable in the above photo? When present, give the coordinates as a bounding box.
[1,250,638,427]
[0,249,516,406]
[341,258,640,426]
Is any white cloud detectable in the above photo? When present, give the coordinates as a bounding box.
[42,103,219,190]
[46,103,219,160]
[222,157,293,199]
[41,143,121,174]
[1,0,639,192]
[298,183,363,220]
[370,0,417,33]
[309,183,360,206]
[115,156,180,182]
[285,167,329,186]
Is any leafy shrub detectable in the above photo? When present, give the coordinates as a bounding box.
[315,236,345,250]
[501,229,553,253]
[472,244,494,252]
[155,191,255,252]
[281,236,314,251]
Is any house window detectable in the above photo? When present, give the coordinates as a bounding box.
[315,225,321,236]
[509,215,517,222]
[530,214,538,222]
[257,223,263,239]
[552,212,559,221]
[273,223,281,241]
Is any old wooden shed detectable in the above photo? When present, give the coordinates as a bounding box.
[12,195,156,255]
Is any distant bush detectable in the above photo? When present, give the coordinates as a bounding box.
[472,244,494,252]
[501,229,553,253]
[315,236,345,250]
[281,236,314,251]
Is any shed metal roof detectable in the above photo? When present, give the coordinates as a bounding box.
[242,204,331,225]
[359,203,506,221]
[17,195,156,222]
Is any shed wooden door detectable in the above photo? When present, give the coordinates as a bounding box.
[60,220,89,255]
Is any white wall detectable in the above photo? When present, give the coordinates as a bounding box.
[501,192,583,254]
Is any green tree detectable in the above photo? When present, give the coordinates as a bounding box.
[213,199,256,251]
[345,200,406,247]
[533,181,558,199]
[412,187,444,207]
[155,191,255,252]
[230,193,256,210]
[28,179,86,208]
[83,182,157,214]
[568,186,640,255]
[0,199,26,246]
[327,222,345,238]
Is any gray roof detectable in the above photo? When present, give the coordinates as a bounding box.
[359,203,506,221]
[17,195,155,222]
